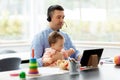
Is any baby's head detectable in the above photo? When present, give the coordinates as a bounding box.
[48,31,64,51]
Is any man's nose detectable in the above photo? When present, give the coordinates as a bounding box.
[60,18,64,22]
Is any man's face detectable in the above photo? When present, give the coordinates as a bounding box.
[50,10,65,30]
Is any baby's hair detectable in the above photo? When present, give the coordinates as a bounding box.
[48,31,64,46]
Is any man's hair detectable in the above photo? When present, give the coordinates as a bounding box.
[47,5,64,22]
[48,31,64,46]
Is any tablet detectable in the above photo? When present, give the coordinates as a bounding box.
[80,48,104,67]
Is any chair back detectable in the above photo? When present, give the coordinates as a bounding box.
[0,57,21,72]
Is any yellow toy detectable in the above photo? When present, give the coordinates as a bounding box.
[57,60,69,70]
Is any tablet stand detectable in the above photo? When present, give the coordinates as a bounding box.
[88,54,98,67]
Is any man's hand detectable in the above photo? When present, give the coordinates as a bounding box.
[77,54,81,61]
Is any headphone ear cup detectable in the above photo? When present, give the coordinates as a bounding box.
[47,16,51,22]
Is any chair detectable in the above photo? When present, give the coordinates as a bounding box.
[0,57,21,72]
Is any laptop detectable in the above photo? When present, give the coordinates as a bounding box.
[80,48,104,70]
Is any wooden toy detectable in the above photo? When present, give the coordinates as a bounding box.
[28,49,40,76]
[57,60,69,70]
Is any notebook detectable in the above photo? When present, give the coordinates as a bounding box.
[80,48,104,70]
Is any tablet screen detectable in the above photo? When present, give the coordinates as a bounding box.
[80,48,104,66]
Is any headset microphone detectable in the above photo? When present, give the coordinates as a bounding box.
[64,21,67,27]
[64,21,72,33]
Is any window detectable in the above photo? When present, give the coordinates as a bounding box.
[0,0,120,45]
[0,0,30,41]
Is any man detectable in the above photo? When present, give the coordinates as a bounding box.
[31,5,80,67]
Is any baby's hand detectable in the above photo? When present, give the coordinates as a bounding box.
[43,58,53,63]
[67,48,75,57]
[52,51,64,61]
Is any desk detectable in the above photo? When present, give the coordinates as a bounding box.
[28,64,120,80]
[0,66,68,80]
[0,64,120,80]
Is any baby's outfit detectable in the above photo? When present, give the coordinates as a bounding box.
[42,48,69,66]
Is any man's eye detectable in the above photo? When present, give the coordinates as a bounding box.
[57,17,61,19]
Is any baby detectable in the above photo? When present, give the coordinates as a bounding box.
[42,31,75,66]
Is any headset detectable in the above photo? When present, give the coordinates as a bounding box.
[47,6,53,22]
[47,5,64,22]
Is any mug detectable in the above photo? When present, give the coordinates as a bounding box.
[69,60,80,75]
